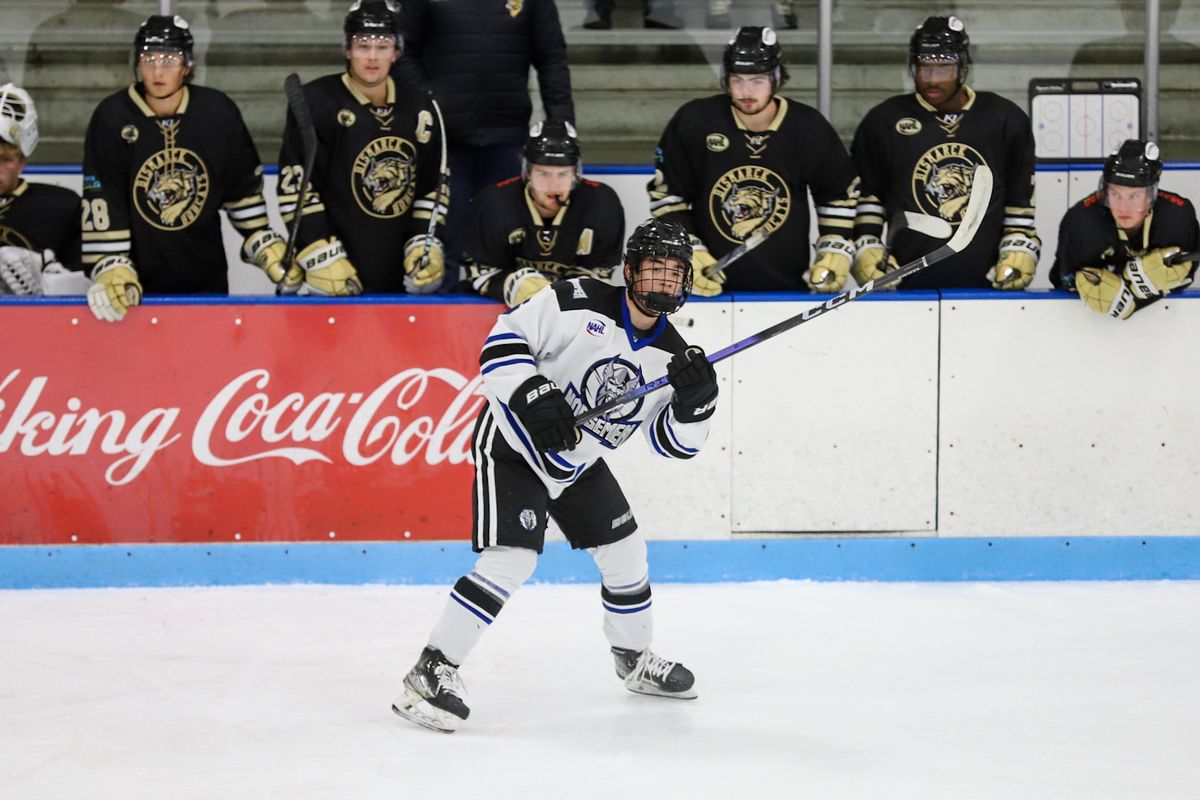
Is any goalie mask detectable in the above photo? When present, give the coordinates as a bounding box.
[721,26,784,92]
[0,83,38,158]
[909,16,970,84]
[344,0,403,51]
[134,15,194,73]
[623,219,693,316]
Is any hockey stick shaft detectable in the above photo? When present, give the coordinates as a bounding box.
[282,73,318,276]
[705,226,771,279]
[420,97,449,265]
[574,165,994,425]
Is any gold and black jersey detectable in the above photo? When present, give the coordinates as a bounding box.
[82,84,270,293]
[648,94,859,292]
[464,176,625,301]
[1050,189,1199,298]
[850,87,1037,289]
[0,180,82,269]
[278,74,446,293]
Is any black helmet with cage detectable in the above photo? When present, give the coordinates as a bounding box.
[343,0,402,52]
[623,219,694,316]
[909,15,970,84]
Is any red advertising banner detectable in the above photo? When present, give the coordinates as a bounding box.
[0,300,502,545]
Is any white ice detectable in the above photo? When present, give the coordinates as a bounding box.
[2,581,1198,799]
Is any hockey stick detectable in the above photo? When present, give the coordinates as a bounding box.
[281,73,317,290]
[408,96,450,293]
[704,226,772,280]
[574,164,994,425]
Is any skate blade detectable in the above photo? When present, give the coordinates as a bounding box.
[391,692,461,734]
[623,679,698,700]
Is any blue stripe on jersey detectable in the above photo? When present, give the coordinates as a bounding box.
[481,356,537,374]
[485,332,525,344]
[620,300,668,351]
[544,450,585,482]
[602,599,653,615]
[662,414,698,455]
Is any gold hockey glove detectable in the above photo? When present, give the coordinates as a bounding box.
[403,235,445,294]
[1122,246,1191,298]
[851,235,900,289]
[689,236,723,297]
[298,238,362,296]
[1075,267,1134,320]
[242,229,302,294]
[804,235,854,293]
[987,233,1040,290]
[503,267,552,307]
[87,256,142,323]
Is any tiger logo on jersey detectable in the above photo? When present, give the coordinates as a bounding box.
[912,142,986,222]
[709,165,792,243]
[0,226,33,250]
[568,357,645,448]
[352,137,417,219]
[133,148,210,231]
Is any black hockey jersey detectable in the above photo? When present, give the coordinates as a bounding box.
[464,176,624,301]
[851,87,1037,289]
[478,278,711,496]
[278,74,446,293]
[0,180,82,269]
[1050,189,1199,307]
[648,95,859,292]
[81,84,271,293]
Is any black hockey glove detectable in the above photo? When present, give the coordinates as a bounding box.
[509,375,579,453]
[667,346,718,423]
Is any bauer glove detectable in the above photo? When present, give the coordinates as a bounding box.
[667,346,718,422]
[509,375,579,453]
[1122,247,1191,298]
[86,256,142,322]
[987,232,1040,290]
[503,267,551,307]
[403,235,445,294]
[804,235,854,293]
[298,237,362,296]
[242,229,302,294]
[851,235,900,289]
[1074,267,1135,320]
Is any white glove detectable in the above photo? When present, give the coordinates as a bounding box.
[0,246,55,296]
[503,267,551,307]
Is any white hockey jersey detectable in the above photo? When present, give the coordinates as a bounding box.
[478,278,713,497]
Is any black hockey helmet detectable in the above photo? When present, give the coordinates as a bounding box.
[523,120,581,167]
[343,0,402,51]
[624,219,694,316]
[909,16,970,82]
[721,26,784,91]
[1103,139,1163,188]
[134,15,194,64]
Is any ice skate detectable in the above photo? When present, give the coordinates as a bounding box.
[612,647,697,699]
[391,647,470,733]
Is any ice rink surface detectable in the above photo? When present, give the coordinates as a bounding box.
[2,580,1198,799]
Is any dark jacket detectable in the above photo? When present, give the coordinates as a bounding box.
[394,0,574,149]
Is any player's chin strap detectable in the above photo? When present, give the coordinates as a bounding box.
[574,165,995,426]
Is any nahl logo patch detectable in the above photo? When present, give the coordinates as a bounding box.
[705,133,730,152]
[896,117,922,136]
[586,319,606,336]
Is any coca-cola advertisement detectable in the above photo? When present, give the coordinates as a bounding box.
[0,301,501,544]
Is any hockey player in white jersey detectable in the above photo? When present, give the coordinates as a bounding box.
[392,219,719,733]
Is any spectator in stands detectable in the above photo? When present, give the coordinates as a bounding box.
[582,0,683,30]
[0,83,81,296]
[850,16,1039,291]
[1051,139,1199,320]
[704,0,795,31]
[647,26,859,294]
[395,0,574,290]
[463,120,624,306]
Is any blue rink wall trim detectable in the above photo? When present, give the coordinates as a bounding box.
[2,537,1199,589]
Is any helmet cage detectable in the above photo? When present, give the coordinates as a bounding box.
[343,0,403,53]
[623,220,694,316]
[0,83,38,158]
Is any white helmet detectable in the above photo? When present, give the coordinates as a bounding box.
[0,83,39,158]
